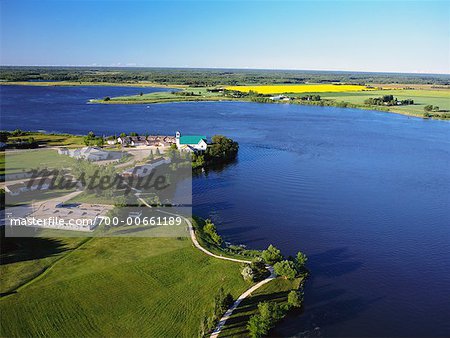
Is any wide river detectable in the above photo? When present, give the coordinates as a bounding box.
[1,85,450,337]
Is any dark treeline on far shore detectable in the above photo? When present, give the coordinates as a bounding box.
[1,66,449,86]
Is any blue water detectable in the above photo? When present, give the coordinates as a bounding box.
[1,85,450,337]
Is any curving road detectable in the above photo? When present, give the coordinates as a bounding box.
[137,198,276,338]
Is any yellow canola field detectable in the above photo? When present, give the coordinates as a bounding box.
[225,84,374,94]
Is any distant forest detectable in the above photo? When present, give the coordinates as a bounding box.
[1,67,449,86]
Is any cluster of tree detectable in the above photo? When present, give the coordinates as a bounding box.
[7,137,38,149]
[191,135,238,169]
[9,129,26,137]
[2,66,449,86]
[84,131,104,147]
[0,130,39,149]
[206,135,239,163]
[300,94,321,101]
[171,91,201,96]
[428,112,449,119]
[247,292,303,338]
[423,107,450,119]
[424,105,440,112]
[261,244,308,279]
[364,95,414,106]
[223,89,269,99]
[199,287,234,337]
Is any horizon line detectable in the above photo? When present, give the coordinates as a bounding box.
[1,65,450,77]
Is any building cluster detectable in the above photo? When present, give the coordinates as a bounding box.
[108,132,208,153]
[115,135,176,147]
[58,146,110,161]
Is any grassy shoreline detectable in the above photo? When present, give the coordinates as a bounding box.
[95,93,449,120]
[2,81,448,120]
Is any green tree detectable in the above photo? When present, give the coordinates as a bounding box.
[207,135,239,161]
[0,132,8,143]
[11,129,24,136]
[241,264,254,282]
[203,220,222,245]
[273,260,297,279]
[424,105,433,112]
[247,301,286,338]
[247,314,268,338]
[295,251,308,269]
[261,244,283,265]
[287,290,302,308]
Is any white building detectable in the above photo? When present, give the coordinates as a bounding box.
[175,131,208,152]
[270,95,291,101]
[58,147,109,161]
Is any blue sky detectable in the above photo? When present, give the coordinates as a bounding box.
[1,0,449,74]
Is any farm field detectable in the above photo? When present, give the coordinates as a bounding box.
[225,84,374,94]
[317,89,450,116]
[0,233,249,337]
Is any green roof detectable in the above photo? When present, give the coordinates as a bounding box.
[179,135,207,145]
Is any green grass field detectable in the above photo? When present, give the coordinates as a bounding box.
[315,89,450,116]
[0,234,250,337]
[1,149,75,175]
[1,237,88,295]
[93,87,234,104]
[8,132,85,148]
[218,277,303,337]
